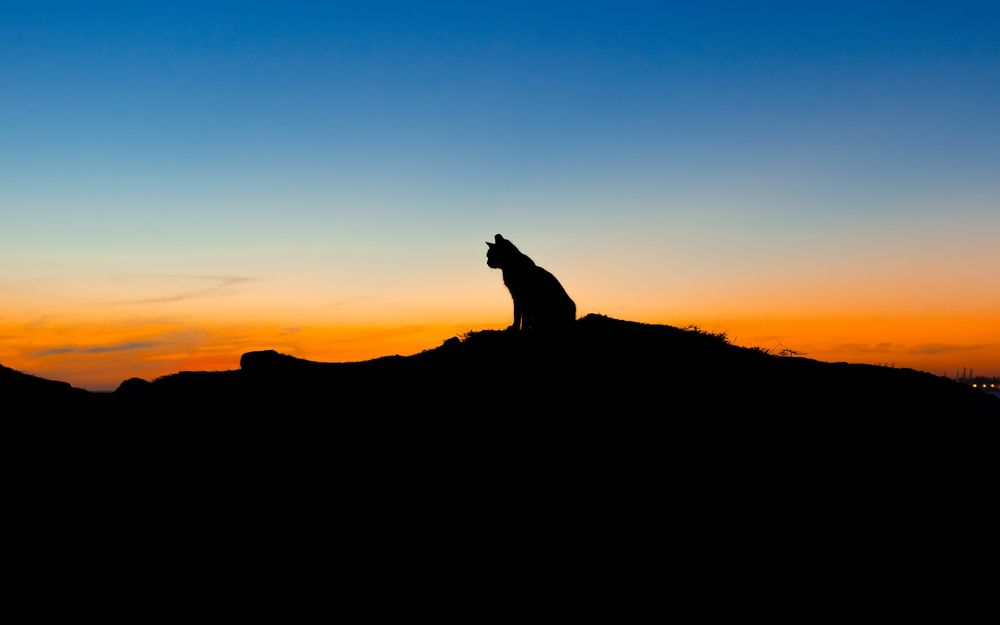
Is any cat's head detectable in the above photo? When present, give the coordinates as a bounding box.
[486,234,520,268]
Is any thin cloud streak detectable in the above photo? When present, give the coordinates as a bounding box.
[909,343,984,355]
[29,329,209,358]
[105,275,257,305]
[833,342,895,354]
[34,340,160,357]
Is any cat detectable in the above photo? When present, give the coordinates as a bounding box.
[486,234,576,332]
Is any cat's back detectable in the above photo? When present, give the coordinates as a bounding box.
[530,264,575,314]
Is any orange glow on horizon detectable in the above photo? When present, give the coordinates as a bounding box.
[2,310,998,391]
[672,313,1000,379]
[0,315,505,391]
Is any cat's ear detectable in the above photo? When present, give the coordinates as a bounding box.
[495,234,505,242]
[486,241,494,248]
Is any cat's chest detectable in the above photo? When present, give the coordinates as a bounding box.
[502,269,531,293]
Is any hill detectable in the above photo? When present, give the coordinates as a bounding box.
[1,314,998,617]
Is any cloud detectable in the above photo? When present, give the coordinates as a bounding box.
[30,329,208,358]
[832,342,987,356]
[107,275,256,305]
[34,340,160,357]
[833,342,895,354]
[909,343,984,355]
[24,315,54,331]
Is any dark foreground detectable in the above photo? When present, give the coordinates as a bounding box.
[2,315,998,617]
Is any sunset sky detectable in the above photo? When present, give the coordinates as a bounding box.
[2,1,999,390]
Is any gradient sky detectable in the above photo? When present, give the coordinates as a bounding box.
[2,1,999,389]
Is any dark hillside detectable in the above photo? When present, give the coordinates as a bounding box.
[2,315,997,617]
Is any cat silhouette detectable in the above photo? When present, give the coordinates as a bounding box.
[486,234,576,332]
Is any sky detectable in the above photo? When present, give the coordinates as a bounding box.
[2,1,999,390]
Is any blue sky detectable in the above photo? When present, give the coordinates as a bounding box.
[2,1,999,386]
[5,2,997,217]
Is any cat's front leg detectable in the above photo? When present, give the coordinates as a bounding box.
[508,298,522,332]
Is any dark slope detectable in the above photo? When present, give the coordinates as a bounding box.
[2,314,998,617]
[0,362,91,416]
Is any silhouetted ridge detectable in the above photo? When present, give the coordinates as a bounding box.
[0,363,92,424]
[0,362,76,393]
[241,348,307,371]
[1,314,998,618]
[115,376,152,397]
